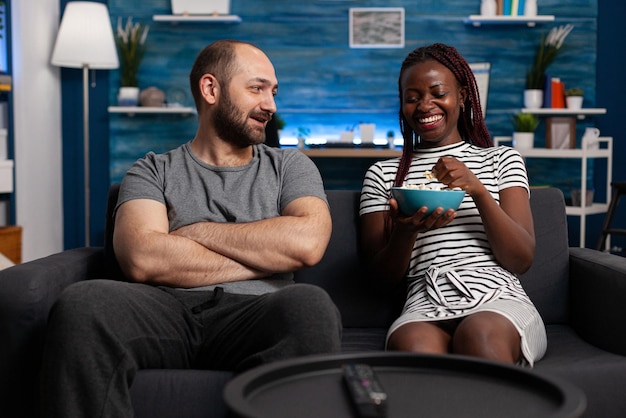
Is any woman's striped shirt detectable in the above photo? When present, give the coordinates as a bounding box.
[359,141,547,366]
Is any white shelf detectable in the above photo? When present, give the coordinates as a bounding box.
[521,108,607,120]
[464,15,555,27]
[108,106,196,115]
[153,14,242,23]
[494,136,613,247]
[0,160,14,193]
[566,203,609,216]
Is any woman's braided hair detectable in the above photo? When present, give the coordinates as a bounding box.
[393,43,493,187]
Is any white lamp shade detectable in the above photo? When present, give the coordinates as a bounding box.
[51,2,119,69]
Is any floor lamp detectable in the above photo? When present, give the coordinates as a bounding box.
[51,2,119,247]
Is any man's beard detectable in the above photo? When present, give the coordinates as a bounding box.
[213,91,267,147]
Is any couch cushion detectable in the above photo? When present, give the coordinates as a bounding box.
[294,190,404,329]
[536,324,626,418]
[519,188,570,324]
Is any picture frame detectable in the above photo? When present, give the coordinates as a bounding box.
[545,117,576,149]
[349,8,405,49]
[469,62,491,117]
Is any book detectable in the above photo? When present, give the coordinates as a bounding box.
[518,0,526,15]
[511,0,519,16]
[543,74,552,108]
[496,0,504,15]
[503,0,512,15]
[551,78,565,108]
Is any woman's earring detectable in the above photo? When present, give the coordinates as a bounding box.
[460,103,465,113]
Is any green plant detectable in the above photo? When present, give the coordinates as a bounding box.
[273,113,286,130]
[297,126,310,139]
[115,17,150,87]
[526,24,574,90]
[512,113,540,133]
[565,87,584,97]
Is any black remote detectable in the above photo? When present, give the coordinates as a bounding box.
[342,363,388,417]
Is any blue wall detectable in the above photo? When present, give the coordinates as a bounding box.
[60,0,625,250]
[108,0,599,185]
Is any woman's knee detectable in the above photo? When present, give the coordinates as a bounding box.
[452,312,521,362]
[387,322,450,353]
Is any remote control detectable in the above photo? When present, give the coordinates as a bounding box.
[342,363,388,417]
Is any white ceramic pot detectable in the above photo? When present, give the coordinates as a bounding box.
[566,96,584,110]
[582,127,601,150]
[523,89,543,109]
[359,123,375,144]
[513,132,534,150]
[118,86,140,106]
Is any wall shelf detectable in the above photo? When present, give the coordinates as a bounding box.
[494,136,613,247]
[521,108,607,120]
[108,106,196,116]
[464,15,555,27]
[152,14,242,23]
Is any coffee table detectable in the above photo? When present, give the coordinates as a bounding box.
[224,352,586,418]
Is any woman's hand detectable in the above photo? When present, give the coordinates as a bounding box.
[389,197,457,234]
[432,156,488,198]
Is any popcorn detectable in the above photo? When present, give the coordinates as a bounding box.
[401,183,444,191]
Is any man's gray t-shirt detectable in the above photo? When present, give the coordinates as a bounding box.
[115,141,327,294]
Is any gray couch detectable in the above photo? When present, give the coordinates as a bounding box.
[2,185,626,417]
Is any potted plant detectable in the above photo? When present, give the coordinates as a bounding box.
[273,113,286,133]
[564,87,584,109]
[115,17,150,106]
[524,24,574,109]
[512,113,539,149]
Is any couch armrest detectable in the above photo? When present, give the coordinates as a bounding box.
[569,247,626,356]
[0,247,108,414]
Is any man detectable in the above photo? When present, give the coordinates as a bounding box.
[41,40,342,417]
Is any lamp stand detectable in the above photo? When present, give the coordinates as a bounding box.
[82,64,91,247]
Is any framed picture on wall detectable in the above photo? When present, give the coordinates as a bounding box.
[349,8,405,49]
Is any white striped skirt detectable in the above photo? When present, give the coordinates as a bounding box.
[387,264,548,367]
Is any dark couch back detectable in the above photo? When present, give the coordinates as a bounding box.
[294,188,571,327]
[520,187,570,324]
[104,186,570,328]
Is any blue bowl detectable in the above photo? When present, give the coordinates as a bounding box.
[391,187,465,216]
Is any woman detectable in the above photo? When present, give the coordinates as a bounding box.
[359,43,547,366]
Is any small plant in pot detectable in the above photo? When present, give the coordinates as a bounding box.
[524,24,574,109]
[273,113,286,132]
[115,17,150,106]
[512,113,539,150]
[564,87,584,109]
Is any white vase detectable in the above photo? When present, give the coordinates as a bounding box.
[566,96,584,110]
[523,89,543,109]
[359,123,376,144]
[480,0,497,16]
[513,132,534,150]
[118,86,140,106]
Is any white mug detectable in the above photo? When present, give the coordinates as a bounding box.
[583,127,600,150]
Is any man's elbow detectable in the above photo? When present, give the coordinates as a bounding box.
[117,256,155,283]
[297,237,330,268]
